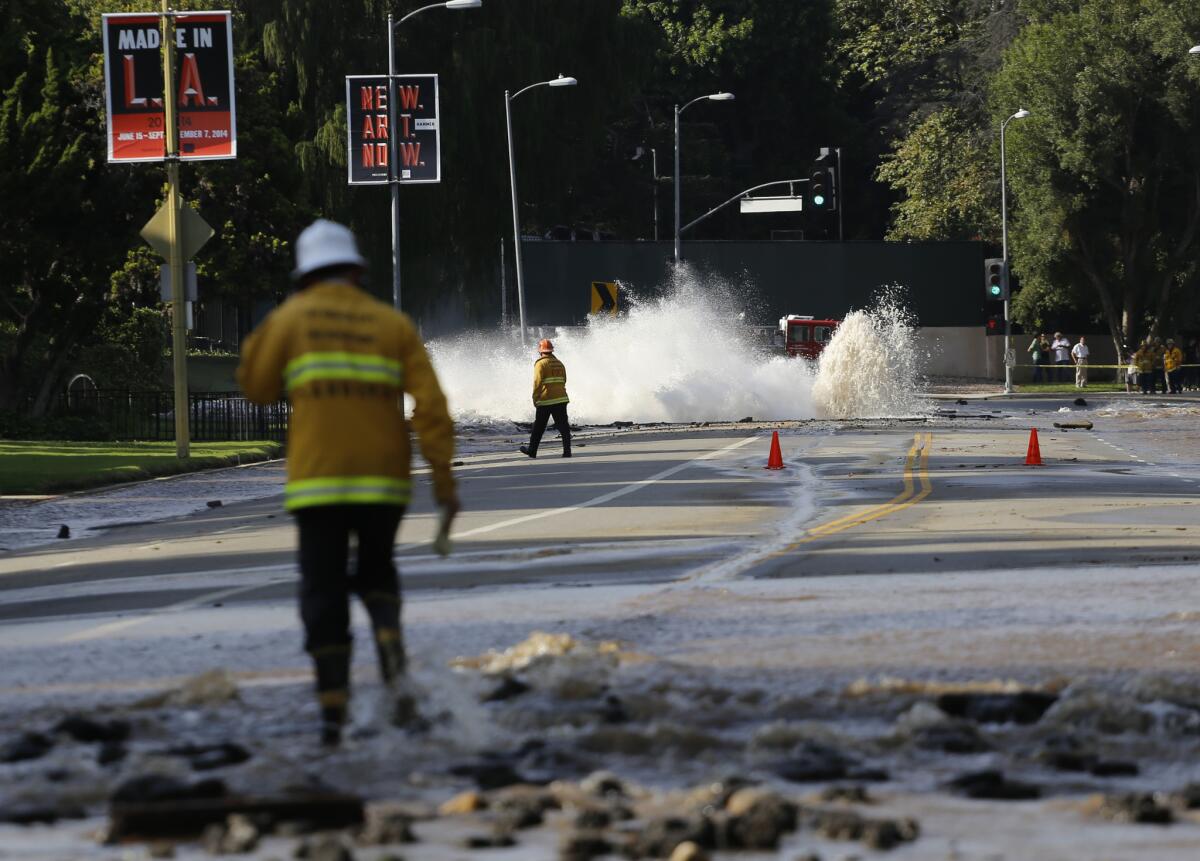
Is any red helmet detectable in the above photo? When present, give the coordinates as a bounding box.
[538,339,554,354]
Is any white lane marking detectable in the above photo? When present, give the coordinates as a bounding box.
[419,435,760,545]
[62,581,275,644]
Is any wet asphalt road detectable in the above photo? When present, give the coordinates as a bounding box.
[1,394,1198,630]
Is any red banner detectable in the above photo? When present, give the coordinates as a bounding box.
[102,11,237,163]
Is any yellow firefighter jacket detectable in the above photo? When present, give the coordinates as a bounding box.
[236,280,456,512]
[1165,346,1183,372]
[532,354,569,407]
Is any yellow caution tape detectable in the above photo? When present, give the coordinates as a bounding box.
[1012,363,1200,370]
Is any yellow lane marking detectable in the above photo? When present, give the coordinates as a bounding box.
[772,431,933,555]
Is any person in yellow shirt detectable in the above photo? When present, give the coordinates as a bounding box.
[520,339,571,458]
[1164,338,1184,394]
[237,219,458,745]
[1134,339,1156,394]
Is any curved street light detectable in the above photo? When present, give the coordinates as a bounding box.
[674,92,735,263]
[1190,44,1200,54]
[506,75,578,344]
[384,1,483,311]
[1000,107,1031,394]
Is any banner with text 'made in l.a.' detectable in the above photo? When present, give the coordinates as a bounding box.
[102,11,237,163]
[345,74,441,185]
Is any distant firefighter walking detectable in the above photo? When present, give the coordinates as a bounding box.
[520,339,571,459]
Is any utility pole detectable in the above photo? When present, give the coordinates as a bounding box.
[162,0,189,458]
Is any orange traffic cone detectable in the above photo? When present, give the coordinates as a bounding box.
[1025,428,1043,466]
[765,431,784,470]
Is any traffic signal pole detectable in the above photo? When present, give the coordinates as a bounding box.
[998,111,1029,394]
[1001,118,1012,394]
[835,146,843,241]
[161,0,190,457]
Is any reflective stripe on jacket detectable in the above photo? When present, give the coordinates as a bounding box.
[533,354,569,406]
[236,280,456,511]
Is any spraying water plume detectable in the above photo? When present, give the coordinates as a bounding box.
[811,287,926,419]
[428,272,923,426]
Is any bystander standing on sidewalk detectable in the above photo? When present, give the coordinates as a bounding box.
[1151,337,1167,394]
[1027,333,1046,383]
[1187,338,1200,391]
[1051,332,1072,383]
[1071,336,1089,388]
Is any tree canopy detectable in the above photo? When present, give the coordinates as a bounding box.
[994,0,1200,352]
[2,0,1200,412]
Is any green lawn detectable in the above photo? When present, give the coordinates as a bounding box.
[1013,381,1128,393]
[0,440,283,495]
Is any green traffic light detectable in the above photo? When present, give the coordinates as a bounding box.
[813,194,825,206]
[989,284,1001,296]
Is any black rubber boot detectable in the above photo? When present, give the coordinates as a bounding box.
[372,627,407,685]
[312,647,351,746]
[320,711,343,747]
[519,445,536,458]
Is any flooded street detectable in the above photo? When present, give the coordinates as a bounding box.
[3,393,1200,858]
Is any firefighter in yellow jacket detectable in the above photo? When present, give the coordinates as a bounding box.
[1164,338,1184,394]
[520,339,571,458]
[237,219,458,745]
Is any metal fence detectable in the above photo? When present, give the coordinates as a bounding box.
[49,390,288,442]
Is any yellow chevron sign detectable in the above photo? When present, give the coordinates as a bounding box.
[590,281,618,315]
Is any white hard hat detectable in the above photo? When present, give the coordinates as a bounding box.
[292,219,367,280]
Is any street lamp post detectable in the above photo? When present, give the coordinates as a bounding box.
[1000,107,1030,395]
[673,92,734,264]
[652,147,659,241]
[386,1,481,311]
[505,74,577,344]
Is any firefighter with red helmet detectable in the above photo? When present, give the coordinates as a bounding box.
[520,339,571,458]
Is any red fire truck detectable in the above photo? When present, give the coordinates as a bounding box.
[778,315,839,359]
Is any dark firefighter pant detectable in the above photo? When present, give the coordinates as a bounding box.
[294,503,406,725]
[528,403,571,456]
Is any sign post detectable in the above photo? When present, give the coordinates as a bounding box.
[162,2,188,458]
[103,7,232,458]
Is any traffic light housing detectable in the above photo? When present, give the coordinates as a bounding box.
[809,168,829,209]
[985,314,1005,335]
[808,147,838,211]
[808,167,837,211]
[984,257,1009,301]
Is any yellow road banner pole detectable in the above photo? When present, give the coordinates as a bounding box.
[162,1,189,459]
